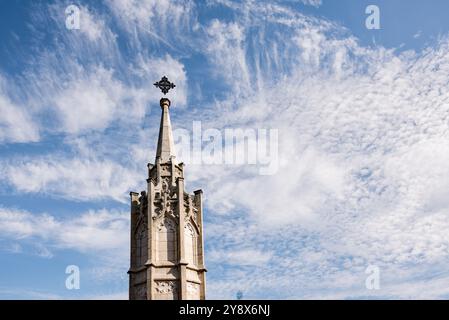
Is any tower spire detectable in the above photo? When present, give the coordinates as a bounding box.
[129,76,206,300]
[156,97,176,163]
[153,76,177,164]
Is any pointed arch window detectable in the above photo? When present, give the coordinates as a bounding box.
[184,223,198,267]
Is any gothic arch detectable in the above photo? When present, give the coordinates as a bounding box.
[156,217,178,262]
[184,222,198,267]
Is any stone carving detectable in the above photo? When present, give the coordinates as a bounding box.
[139,191,147,207]
[155,280,177,294]
[185,195,199,223]
[192,207,198,223]
[153,178,178,220]
[135,191,147,224]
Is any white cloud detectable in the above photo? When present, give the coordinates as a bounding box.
[43,55,186,135]
[0,207,129,253]
[209,248,273,266]
[0,95,39,143]
[2,0,449,300]
[79,6,108,42]
[106,0,195,47]
[0,206,129,291]
[53,67,125,134]
[201,147,346,226]
[1,156,141,203]
[301,0,322,7]
[205,20,250,95]
[16,2,189,139]
[0,76,39,143]
[181,2,449,299]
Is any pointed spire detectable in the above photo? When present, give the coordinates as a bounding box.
[156,98,176,163]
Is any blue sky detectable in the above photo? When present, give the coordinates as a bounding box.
[1,0,449,299]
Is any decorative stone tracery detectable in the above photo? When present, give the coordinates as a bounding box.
[155,280,177,294]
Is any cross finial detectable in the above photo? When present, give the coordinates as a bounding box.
[154,76,175,95]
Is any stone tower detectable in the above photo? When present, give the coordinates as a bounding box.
[128,84,206,300]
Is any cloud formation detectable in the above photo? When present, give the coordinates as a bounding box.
[0,76,39,143]
[1,0,449,299]
[0,207,129,253]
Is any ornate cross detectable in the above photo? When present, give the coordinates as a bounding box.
[153,76,175,95]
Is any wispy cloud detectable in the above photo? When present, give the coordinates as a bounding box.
[0,207,129,253]
[0,75,39,143]
[1,0,449,300]
[1,156,140,202]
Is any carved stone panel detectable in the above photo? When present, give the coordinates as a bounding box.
[154,280,179,300]
[153,178,178,220]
